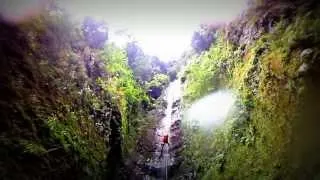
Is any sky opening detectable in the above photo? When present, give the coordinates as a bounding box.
[60,0,248,61]
[1,0,248,61]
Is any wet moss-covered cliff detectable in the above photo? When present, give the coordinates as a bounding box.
[0,7,151,179]
[181,0,320,179]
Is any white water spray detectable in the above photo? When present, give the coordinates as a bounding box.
[186,90,235,129]
[161,80,181,134]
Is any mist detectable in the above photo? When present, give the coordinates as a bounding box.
[185,90,235,129]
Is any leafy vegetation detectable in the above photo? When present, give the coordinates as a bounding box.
[183,35,235,104]
[126,42,169,83]
[0,7,113,178]
[191,24,219,53]
[146,73,169,89]
[0,4,155,179]
[1,0,320,179]
[97,45,150,154]
[181,1,320,179]
[47,111,106,169]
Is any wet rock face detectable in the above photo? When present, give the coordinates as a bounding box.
[169,99,183,165]
[106,108,125,179]
[142,98,183,179]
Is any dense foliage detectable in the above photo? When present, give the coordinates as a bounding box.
[2,0,319,179]
[0,5,156,179]
[97,45,149,153]
[191,24,219,53]
[126,42,169,83]
[181,0,320,179]
[0,8,109,178]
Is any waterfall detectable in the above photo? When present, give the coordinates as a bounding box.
[161,80,181,134]
[144,79,182,180]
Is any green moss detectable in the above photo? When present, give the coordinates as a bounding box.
[182,8,320,179]
[19,140,47,155]
[0,9,110,179]
[146,73,169,89]
[47,111,106,164]
[183,36,237,104]
[98,45,150,155]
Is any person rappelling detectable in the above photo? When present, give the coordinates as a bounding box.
[159,134,169,159]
